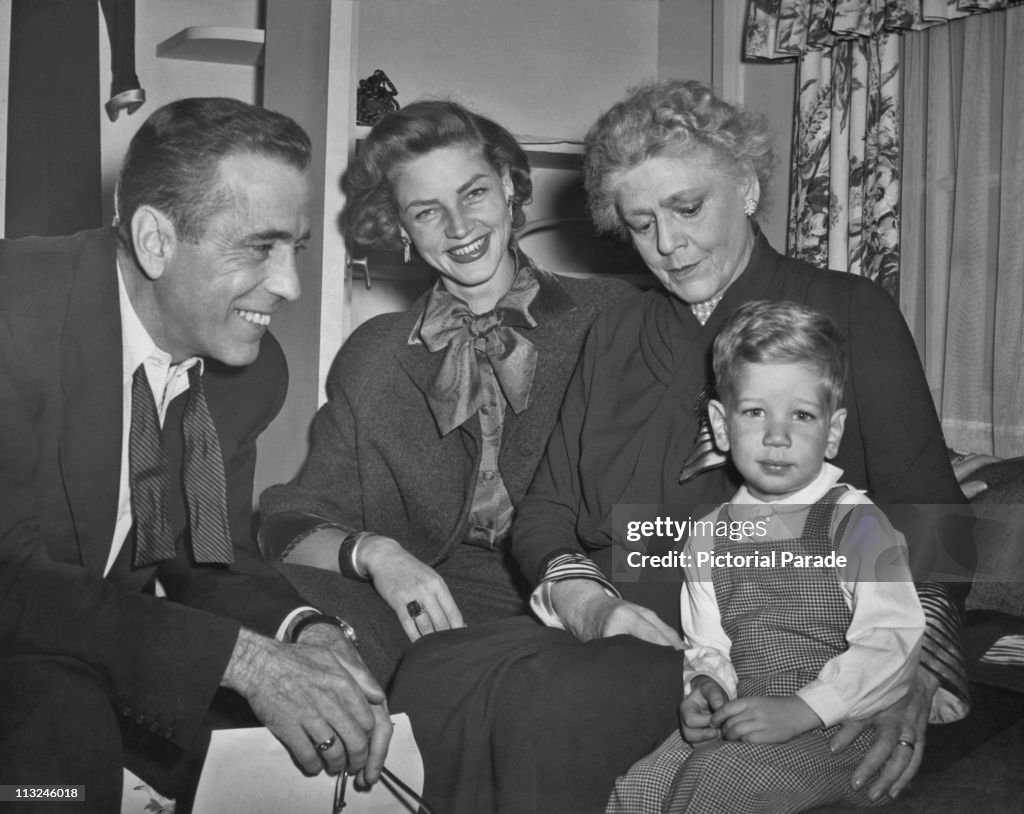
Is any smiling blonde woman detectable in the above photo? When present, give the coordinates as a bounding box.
[259,100,631,682]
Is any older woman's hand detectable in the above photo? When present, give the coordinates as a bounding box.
[951,452,1002,499]
[830,668,936,801]
[359,536,465,642]
[550,579,685,648]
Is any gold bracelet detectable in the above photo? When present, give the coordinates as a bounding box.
[338,530,372,581]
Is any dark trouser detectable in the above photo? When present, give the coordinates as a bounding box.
[0,656,123,813]
[389,615,686,814]
[0,656,257,814]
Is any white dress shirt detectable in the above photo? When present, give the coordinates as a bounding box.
[108,263,308,638]
[105,263,200,577]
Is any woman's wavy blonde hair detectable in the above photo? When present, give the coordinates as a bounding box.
[341,100,532,252]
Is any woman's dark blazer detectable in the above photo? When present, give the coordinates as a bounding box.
[260,260,632,566]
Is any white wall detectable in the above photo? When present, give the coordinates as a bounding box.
[741,60,797,251]
[8,0,796,248]
[659,0,715,84]
[97,0,261,225]
[357,0,660,141]
[85,0,798,261]
[352,0,796,302]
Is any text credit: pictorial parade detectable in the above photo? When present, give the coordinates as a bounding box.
[624,517,848,570]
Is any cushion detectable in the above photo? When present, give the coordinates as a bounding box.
[965,457,1024,616]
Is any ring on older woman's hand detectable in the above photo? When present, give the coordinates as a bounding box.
[316,736,337,752]
[895,739,916,750]
[406,600,424,619]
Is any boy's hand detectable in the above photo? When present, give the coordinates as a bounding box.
[712,695,822,744]
[679,675,729,744]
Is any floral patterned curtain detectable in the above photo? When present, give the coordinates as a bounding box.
[745,0,1023,297]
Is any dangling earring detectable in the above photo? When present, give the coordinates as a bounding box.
[401,234,411,264]
[506,197,515,220]
[744,198,757,217]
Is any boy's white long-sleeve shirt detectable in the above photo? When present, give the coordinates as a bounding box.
[681,463,930,727]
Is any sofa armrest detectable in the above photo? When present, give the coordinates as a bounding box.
[965,457,1024,616]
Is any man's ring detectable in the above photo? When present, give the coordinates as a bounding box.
[895,739,916,750]
[407,600,424,619]
[316,736,337,752]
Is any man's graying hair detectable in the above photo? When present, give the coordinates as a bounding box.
[115,97,311,248]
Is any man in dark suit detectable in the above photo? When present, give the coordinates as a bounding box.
[0,98,391,811]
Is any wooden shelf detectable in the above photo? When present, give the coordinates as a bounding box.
[515,135,583,154]
[156,26,265,67]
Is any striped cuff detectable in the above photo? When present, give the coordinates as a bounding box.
[917,581,971,722]
[540,552,618,592]
[529,553,620,629]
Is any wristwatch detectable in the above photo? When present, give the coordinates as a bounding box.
[289,613,359,649]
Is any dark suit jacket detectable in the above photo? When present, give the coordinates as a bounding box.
[0,228,303,747]
[260,261,633,566]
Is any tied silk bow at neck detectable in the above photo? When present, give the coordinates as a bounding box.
[416,269,540,436]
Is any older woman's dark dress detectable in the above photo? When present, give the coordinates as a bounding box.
[390,233,972,814]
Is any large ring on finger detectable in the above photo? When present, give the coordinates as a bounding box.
[315,735,337,752]
[895,739,916,750]
[406,600,424,619]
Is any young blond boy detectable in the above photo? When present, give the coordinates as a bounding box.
[609,301,934,813]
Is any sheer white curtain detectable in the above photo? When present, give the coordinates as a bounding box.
[900,6,1024,456]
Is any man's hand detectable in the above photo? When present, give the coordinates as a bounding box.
[360,536,464,641]
[712,694,821,744]
[831,669,936,801]
[679,675,729,745]
[223,627,392,786]
[550,579,684,648]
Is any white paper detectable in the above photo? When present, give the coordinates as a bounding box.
[193,713,423,814]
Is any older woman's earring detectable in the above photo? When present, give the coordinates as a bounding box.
[401,235,411,264]
[507,197,514,219]
[744,198,757,217]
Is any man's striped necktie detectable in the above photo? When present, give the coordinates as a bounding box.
[129,364,234,567]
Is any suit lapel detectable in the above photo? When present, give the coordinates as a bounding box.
[392,299,462,440]
[397,340,484,450]
[395,342,445,416]
[394,315,480,555]
[59,229,124,574]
